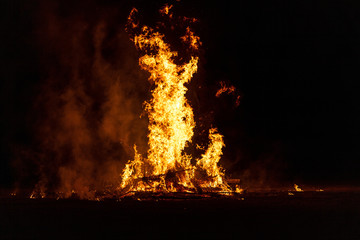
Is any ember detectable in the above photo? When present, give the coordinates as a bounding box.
[215,81,240,107]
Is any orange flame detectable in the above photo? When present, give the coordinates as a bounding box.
[216,81,240,107]
[159,4,173,16]
[120,6,232,194]
[180,27,202,50]
[294,184,303,192]
[216,81,236,97]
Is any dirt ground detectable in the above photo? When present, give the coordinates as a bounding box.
[1,191,360,239]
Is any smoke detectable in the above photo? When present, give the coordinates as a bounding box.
[226,139,288,190]
[10,1,292,196]
[14,1,150,198]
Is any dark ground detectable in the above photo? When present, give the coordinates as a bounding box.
[1,191,360,239]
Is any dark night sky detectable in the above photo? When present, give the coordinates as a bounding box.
[1,0,360,189]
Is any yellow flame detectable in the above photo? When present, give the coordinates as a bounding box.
[120,7,231,194]
[235,185,244,194]
[120,145,143,189]
[196,128,230,191]
[294,184,303,192]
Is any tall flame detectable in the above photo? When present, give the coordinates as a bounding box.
[120,6,231,194]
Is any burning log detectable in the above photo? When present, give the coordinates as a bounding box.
[135,168,192,183]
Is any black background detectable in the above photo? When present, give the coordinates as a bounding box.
[1,0,360,189]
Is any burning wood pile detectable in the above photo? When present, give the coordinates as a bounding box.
[118,6,234,196]
[27,4,242,200]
